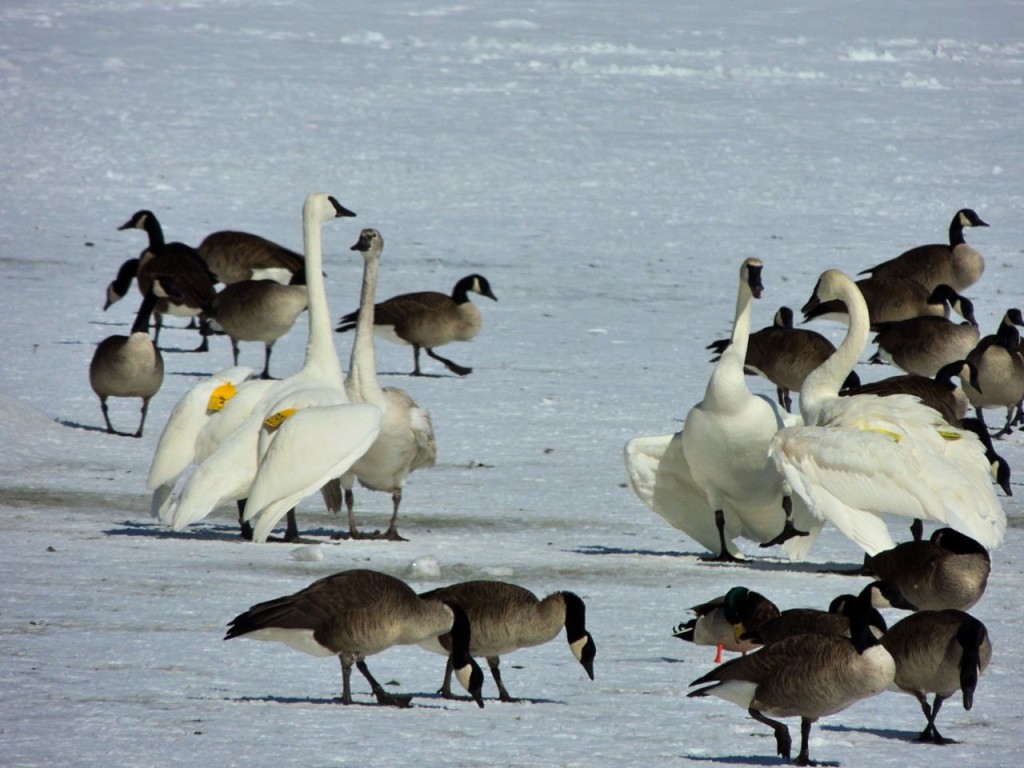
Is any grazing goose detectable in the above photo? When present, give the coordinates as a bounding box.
[741,581,912,646]
[103,257,141,310]
[204,276,309,379]
[769,269,1006,556]
[339,229,437,541]
[147,365,256,519]
[117,209,217,351]
[417,580,596,702]
[336,273,497,376]
[803,277,966,329]
[225,569,484,708]
[961,309,1024,436]
[859,208,990,293]
[169,193,370,542]
[672,586,780,663]
[840,359,980,425]
[89,289,164,437]
[688,597,895,766]
[707,306,860,413]
[869,302,980,378]
[680,258,813,561]
[198,230,305,285]
[881,610,992,744]
[959,416,1013,496]
[864,527,991,611]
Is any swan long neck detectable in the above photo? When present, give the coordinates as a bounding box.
[345,249,385,405]
[703,281,753,409]
[800,277,870,422]
[301,202,344,386]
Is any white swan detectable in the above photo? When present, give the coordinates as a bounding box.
[338,229,437,540]
[769,269,1006,555]
[241,229,388,543]
[169,192,364,537]
[147,364,255,519]
[626,258,820,561]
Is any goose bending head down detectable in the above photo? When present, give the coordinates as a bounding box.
[679,258,812,561]
[225,569,485,708]
[416,580,596,703]
[769,269,1007,556]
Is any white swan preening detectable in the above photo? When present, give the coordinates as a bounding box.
[225,569,484,708]
[625,259,820,561]
[769,269,1006,556]
[168,192,374,542]
[339,229,437,540]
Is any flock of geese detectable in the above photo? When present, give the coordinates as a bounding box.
[626,207,1007,763]
[87,197,1011,761]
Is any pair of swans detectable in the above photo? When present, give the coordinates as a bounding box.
[626,261,1005,559]
[151,196,434,543]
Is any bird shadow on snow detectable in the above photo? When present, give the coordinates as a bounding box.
[228,691,563,708]
[683,754,805,766]
[55,417,112,434]
[104,519,358,543]
[570,544,860,574]
[819,721,943,743]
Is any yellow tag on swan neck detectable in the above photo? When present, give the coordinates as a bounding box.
[264,408,297,430]
[207,382,238,412]
[938,430,962,441]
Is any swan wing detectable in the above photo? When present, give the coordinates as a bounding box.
[624,432,744,558]
[247,404,383,543]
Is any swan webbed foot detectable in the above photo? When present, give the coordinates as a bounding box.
[759,521,810,548]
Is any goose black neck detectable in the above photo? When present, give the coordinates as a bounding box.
[560,591,587,643]
[131,291,160,335]
[949,212,967,247]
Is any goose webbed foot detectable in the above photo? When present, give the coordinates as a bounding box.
[382,528,408,542]
[917,727,957,745]
[374,690,413,708]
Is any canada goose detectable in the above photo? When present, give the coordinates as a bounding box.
[117,209,218,351]
[958,416,1013,496]
[769,270,1006,556]
[803,277,966,329]
[204,276,309,379]
[681,258,810,561]
[339,229,437,541]
[103,257,140,310]
[741,581,913,646]
[864,527,991,611]
[962,309,1024,436]
[859,208,990,293]
[169,193,374,543]
[707,306,860,412]
[672,586,780,663]
[417,580,596,702]
[198,230,305,285]
[881,609,992,744]
[336,273,497,376]
[869,303,980,378]
[89,289,164,437]
[147,364,256,520]
[225,569,484,708]
[840,359,980,425]
[688,596,895,766]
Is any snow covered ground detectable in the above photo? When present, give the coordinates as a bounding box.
[2,1,1023,766]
